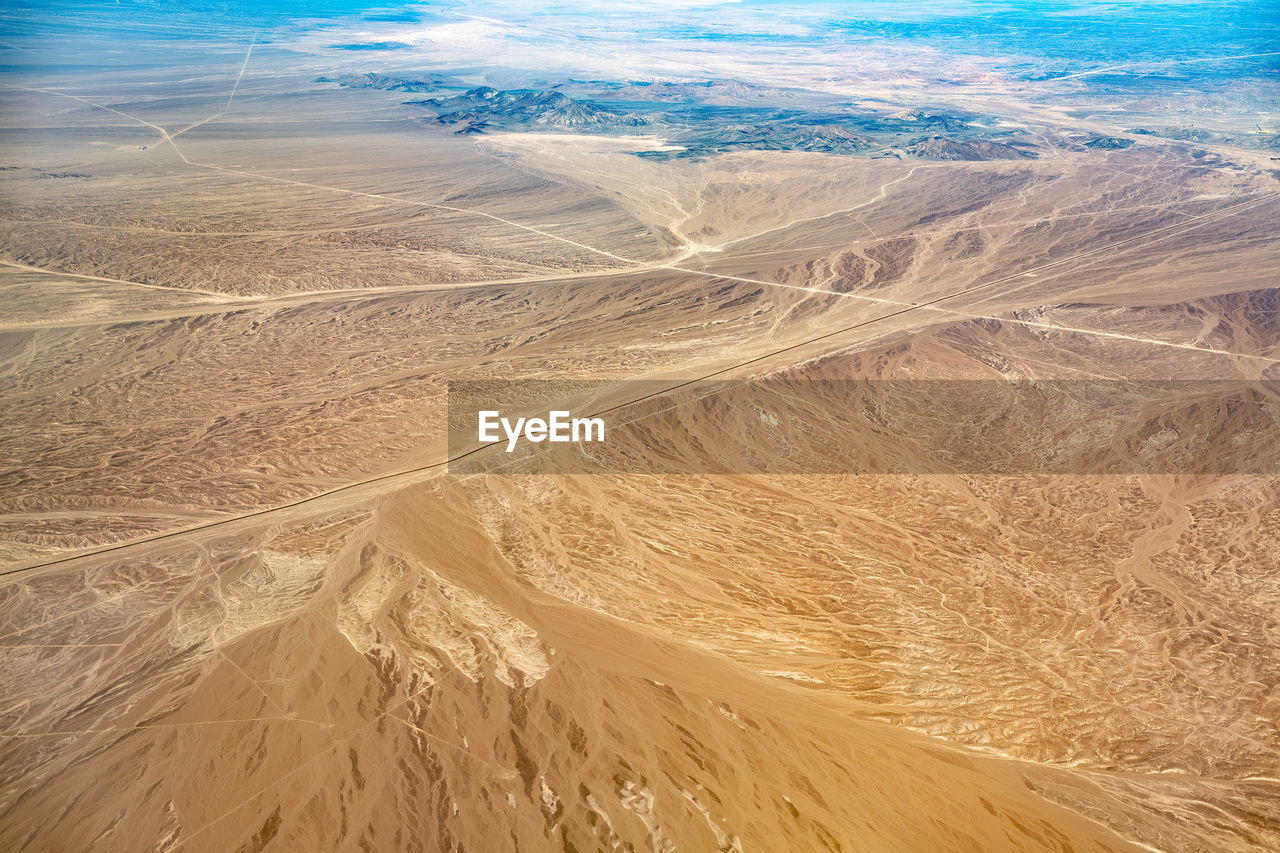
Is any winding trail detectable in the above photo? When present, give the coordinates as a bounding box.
[171,38,255,138]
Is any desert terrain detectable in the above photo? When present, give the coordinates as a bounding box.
[1,1,1278,851]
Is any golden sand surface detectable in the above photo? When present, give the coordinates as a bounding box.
[1,22,1278,852]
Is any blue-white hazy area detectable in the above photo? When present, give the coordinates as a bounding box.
[3,1,1276,59]
[2,2,1274,105]
[3,2,1273,171]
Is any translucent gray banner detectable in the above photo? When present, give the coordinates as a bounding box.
[447,380,1280,475]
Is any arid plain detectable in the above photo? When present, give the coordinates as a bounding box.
[2,2,1279,851]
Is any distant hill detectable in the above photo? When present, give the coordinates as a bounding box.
[901,136,1039,160]
[1082,136,1135,150]
[316,72,453,93]
[408,87,651,132]
[886,109,973,132]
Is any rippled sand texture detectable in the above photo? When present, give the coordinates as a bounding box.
[3,19,1280,853]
